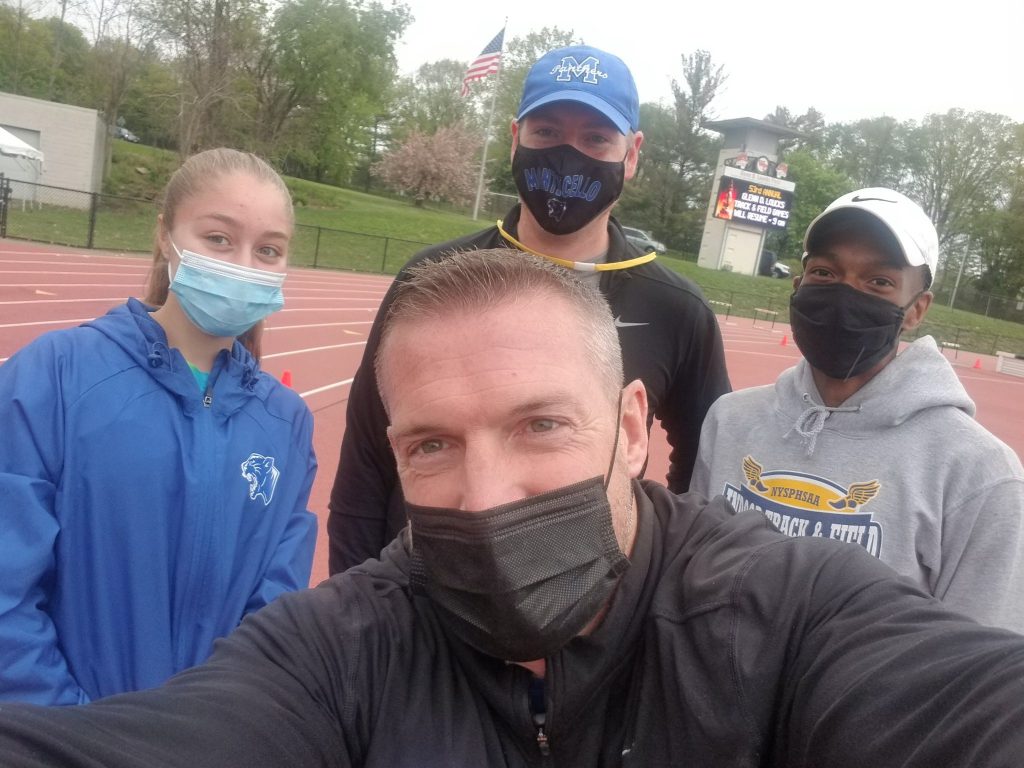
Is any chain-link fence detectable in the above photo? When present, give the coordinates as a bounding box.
[3,179,99,247]
[0,179,433,273]
[931,283,1024,325]
[290,224,429,273]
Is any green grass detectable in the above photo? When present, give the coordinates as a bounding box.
[104,142,181,200]
[5,204,92,247]
[6,141,1024,356]
[659,256,1024,356]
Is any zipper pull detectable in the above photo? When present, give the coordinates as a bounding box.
[533,713,551,757]
[528,676,550,757]
[203,393,213,408]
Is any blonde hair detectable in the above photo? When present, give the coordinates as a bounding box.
[144,148,293,361]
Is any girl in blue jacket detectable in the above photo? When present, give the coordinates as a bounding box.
[0,148,318,705]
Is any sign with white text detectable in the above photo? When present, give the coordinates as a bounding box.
[713,168,795,230]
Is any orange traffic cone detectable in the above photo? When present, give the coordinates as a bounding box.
[972,358,982,370]
[780,334,788,346]
[281,370,293,387]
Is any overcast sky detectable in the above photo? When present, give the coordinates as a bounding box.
[394,1,1023,125]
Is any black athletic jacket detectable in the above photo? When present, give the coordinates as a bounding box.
[4,481,1024,767]
[328,206,731,572]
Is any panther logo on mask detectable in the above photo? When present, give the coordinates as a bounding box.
[240,453,280,506]
[547,197,567,222]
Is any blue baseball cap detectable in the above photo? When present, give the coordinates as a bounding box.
[517,45,640,134]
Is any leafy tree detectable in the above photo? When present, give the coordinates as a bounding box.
[117,47,180,148]
[971,125,1024,303]
[764,105,826,153]
[823,116,908,189]
[765,149,853,262]
[904,109,1016,248]
[0,5,94,104]
[390,59,478,140]
[82,0,153,171]
[618,50,726,254]
[142,0,267,154]
[47,0,82,99]
[372,123,480,206]
[248,0,410,183]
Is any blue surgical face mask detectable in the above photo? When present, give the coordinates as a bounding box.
[168,244,285,338]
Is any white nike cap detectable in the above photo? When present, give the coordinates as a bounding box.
[803,187,939,286]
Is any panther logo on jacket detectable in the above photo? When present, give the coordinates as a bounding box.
[723,455,883,557]
[240,453,280,506]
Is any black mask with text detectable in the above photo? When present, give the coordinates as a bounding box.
[512,144,625,236]
[789,282,912,380]
[406,475,630,662]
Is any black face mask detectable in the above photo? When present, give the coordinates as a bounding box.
[512,143,625,236]
[407,474,630,662]
[789,282,916,380]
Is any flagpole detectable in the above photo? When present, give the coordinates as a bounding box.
[471,78,500,221]
[471,21,507,221]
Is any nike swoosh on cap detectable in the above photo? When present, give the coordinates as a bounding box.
[614,316,649,328]
[851,195,897,203]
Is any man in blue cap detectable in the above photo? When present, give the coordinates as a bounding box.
[328,45,731,573]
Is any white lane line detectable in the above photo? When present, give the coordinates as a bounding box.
[1,283,141,289]
[298,378,354,398]
[0,277,384,297]
[277,296,383,302]
[277,306,378,312]
[0,256,148,264]
[265,321,372,331]
[0,274,149,280]
[0,317,92,329]
[261,341,365,359]
[1,319,372,332]
[0,297,125,305]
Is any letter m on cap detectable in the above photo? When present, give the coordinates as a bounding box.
[553,56,601,84]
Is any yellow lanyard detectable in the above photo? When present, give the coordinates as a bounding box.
[496,220,657,272]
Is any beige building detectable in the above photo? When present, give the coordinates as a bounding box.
[698,117,800,277]
[0,91,106,201]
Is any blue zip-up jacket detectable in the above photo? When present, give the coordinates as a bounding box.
[0,298,318,706]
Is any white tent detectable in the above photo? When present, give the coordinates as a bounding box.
[0,126,44,163]
[0,125,44,204]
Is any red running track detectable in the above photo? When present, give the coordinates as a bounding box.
[3,239,1023,586]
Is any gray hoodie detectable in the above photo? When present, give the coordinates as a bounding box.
[692,335,1024,632]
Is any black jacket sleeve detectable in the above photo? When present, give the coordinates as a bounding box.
[608,259,731,495]
[327,276,404,574]
[733,537,1024,767]
[659,295,730,493]
[0,584,367,768]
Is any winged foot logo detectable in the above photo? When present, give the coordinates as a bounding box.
[726,455,883,556]
[241,453,280,506]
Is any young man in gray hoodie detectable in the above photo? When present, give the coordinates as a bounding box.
[691,187,1024,632]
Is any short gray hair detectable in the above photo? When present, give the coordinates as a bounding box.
[375,249,624,409]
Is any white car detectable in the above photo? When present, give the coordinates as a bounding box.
[116,127,140,143]
[621,226,666,253]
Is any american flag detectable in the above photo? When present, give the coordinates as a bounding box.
[460,28,505,97]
